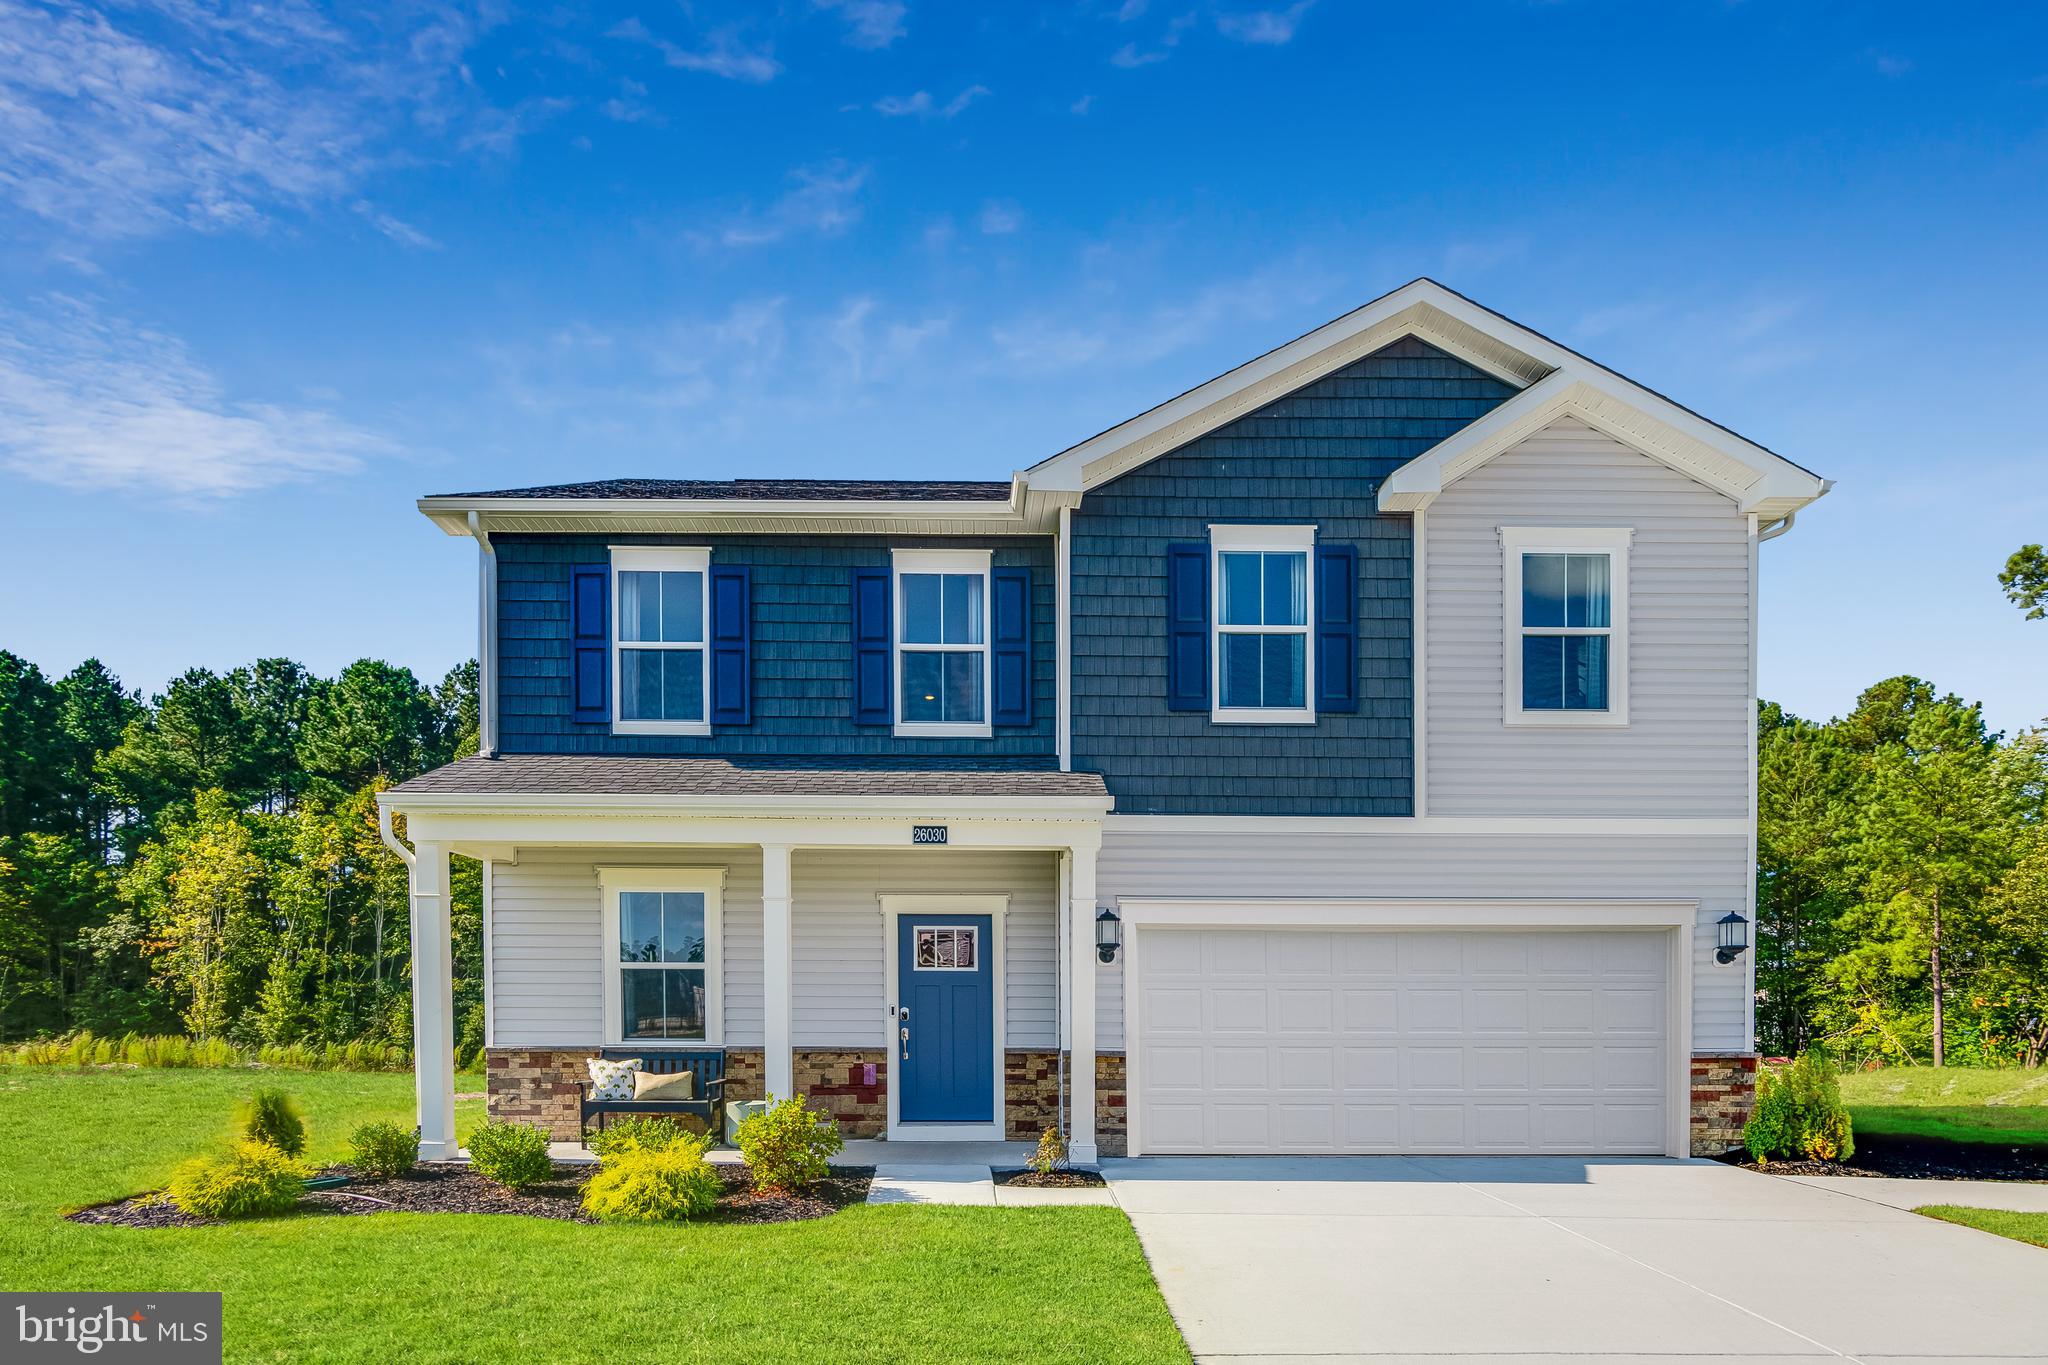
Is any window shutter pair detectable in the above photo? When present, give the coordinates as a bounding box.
[1163,541,1359,714]
[571,562,752,724]
[851,566,1033,726]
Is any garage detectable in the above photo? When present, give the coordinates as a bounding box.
[1133,927,1673,1155]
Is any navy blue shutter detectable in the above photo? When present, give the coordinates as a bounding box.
[570,562,610,723]
[1314,543,1359,714]
[708,565,751,726]
[852,567,893,725]
[1165,543,1210,711]
[990,567,1032,727]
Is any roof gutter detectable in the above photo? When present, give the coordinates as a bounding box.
[468,511,499,758]
[375,790,1114,818]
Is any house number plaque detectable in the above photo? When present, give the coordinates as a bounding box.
[911,825,948,845]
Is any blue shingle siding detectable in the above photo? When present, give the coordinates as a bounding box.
[1069,337,1518,815]
[496,535,1056,757]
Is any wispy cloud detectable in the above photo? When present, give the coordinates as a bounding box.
[1867,49,1913,77]
[0,297,392,498]
[608,17,781,83]
[351,201,441,250]
[1109,10,1196,66]
[815,0,909,50]
[978,201,1023,235]
[1217,2,1314,45]
[873,84,990,118]
[1071,94,1096,114]
[702,160,871,247]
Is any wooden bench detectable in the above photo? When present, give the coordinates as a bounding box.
[578,1048,728,1140]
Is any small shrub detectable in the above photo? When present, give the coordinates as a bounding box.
[467,1119,554,1191]
[1031,1126,1069,1176]
[585,1115,709,1159]
[1744,1051,1855,1164]
[734,1095,843,1193]
[241,1088,306,1156]
[348,1121,419,1178]
[167,1140,310,1218]
[581,1144,723,1223]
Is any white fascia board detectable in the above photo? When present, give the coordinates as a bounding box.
[420,478,1036,538]
[1103,813,1750,838]
[1114,897,1698,929]
[378,790,1112,818]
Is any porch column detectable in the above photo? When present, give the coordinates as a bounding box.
[1067,840,1099,1164]
[761,843,794,1100]
[409,840,457,1160]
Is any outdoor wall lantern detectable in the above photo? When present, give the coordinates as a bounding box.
[1715,911,1750,965]
[1096,908,1123,964]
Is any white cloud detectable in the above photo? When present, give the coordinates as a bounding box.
[351,201,441,250]
[0,297,392,498]
[1217,1,1314,45]
[1109,10,1195,66]
[815,0,909,50]
[608,18,781,84]
[1116,0,1149,20]
[706,160,871,247]
[874,84,989,118]
[1071,94,1096,114]
[1110,42,1169,67]
[978,201,1023,235]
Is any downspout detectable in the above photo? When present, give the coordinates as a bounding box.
[468,511,500,758]
[377,801,415,868]
[1757,510,1798,543]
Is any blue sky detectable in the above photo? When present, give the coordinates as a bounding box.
[1,1,2045,733]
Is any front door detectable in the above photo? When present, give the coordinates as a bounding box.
[896,915,994,1123]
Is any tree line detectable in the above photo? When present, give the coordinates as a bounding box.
[0,653,482,1058]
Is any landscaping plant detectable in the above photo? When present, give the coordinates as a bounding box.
[347,1120,420,1178]
[584,1114,704,1158]
[581,1143,723,1222]
[1031,1125,1069,1176]
[733,1095,844,1193]
[167,1139,311,1218]
[241,1088,307,1156]
[465,1119,554,1191]
[1744,1051,1856,1163]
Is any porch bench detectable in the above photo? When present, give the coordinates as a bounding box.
[578,1048,728,1140]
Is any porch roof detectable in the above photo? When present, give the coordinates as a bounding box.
[388,753,1110,799]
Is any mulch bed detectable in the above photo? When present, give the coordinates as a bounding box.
[991,1167,1107,1188]
[1721,1135,2048,1183]
[66,1162,875,1229]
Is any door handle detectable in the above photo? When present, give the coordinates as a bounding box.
[899,1025,910,1061]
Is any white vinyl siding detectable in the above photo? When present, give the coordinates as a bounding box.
[488,847,1058,1050]
[1097,823,1750,1053]
[1426,417,1752,817]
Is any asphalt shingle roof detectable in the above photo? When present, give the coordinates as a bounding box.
[388,753,1109,799]
[432,478,1013,502]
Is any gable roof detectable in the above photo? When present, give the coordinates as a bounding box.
[1023,278,1828,521]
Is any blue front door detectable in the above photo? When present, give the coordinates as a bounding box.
[896,914,994,1123]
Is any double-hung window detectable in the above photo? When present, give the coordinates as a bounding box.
[1501,526,1631,726]
[893,548,991,737]
[599,868,723,1045]
[1211,524,1315,724]
[613,546,709,735]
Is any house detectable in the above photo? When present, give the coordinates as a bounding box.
[379,278,1828,1163]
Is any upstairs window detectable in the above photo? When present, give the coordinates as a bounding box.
[1211,524,1315,724]
[613,546,710,735]
[893,549,991,736]
[1501,527,1631,726]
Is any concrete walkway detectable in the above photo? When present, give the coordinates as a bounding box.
[1101,1155,2048,1364]
[856,1139,1117,1206]
[1779,1172,2048,1212]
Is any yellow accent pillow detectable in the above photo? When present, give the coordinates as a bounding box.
[633,1070,695,1102]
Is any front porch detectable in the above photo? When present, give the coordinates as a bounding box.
[377,755,1114,1165]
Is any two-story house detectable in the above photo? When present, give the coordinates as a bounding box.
[379,279,1828,1163]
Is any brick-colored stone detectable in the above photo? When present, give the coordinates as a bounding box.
[485,1046,888,1141]
[1003,1050,1127,1157]
[1690,1052,1758,1156]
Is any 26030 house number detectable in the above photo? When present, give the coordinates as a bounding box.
[911,825,948,845]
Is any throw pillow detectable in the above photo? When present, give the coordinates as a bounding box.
[587,1056,640,1102]
[633,1070,695,1102]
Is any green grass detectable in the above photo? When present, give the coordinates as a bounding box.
[1838,1067,2048,1147]
[1916,1205,2048,1250]
[0,1069,1187,1363]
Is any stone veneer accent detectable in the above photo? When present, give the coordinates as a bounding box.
[1005,1050,1127,1157]
[1690,1052,1758,1156]
[486,1046,889,1140]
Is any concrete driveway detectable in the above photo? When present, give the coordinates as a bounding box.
[1100,1156,2048,1364]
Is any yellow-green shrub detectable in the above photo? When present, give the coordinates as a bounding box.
[1744,1052,1855,1163]
[167,1140,310,1218]
[581,1143,724,1222]
[734,1095,843,1193]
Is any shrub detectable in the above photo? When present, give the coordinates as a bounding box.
[466,1120,554,1191]
[241,1088,306,1156]
[1031,1126,1069,1176]
[581,1143,724,1223]
[1744,1051,1855,1164]
[585,1115,710,1159]
[167,1140,310,1218]
[734,1095,843,1193]
[348,1121,420,1178]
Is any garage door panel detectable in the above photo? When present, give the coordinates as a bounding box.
[1138,928,1669,1155]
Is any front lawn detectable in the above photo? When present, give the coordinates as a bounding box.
[1838,1066,2048,1147]
[1916,1205,2048,1250]
[0,1067,1185,1363]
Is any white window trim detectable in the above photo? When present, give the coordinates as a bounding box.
[610,545,712,737]
[1500,525,1632,728]
[892,547,994,739]
[1208,523,1317,726]
[597,866,725,1047]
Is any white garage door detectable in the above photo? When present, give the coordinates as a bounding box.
[1135,928,1670,1155]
